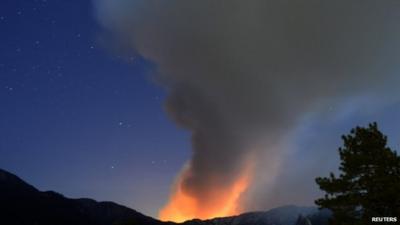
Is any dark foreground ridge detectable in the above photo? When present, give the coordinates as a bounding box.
[0,168,330,225]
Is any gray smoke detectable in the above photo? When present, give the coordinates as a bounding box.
[93,0,400,212]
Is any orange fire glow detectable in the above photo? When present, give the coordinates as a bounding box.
[159,166,252,223]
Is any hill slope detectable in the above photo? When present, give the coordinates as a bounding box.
[0,168,330,225]
[0,168,167,225]
[182,205,330,225]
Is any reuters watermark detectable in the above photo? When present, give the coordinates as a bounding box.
[371,217,397,223]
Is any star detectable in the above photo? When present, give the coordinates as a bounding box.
[5,86,14,91]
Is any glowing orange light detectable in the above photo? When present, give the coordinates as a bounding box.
[159,166,252,223]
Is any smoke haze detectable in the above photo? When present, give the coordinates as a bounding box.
[93,0,400,215]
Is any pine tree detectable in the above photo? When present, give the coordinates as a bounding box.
[315,123,400,225]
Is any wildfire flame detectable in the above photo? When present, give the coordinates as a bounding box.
[159,165,252,223]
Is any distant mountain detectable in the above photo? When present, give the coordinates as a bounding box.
[295,215,312,225]
[182,205,330,225]
[0,168,168,225]
[0,168,330,225]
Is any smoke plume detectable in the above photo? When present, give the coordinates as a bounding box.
[93,0,400,219]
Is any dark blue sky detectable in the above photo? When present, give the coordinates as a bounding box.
[1,0,400,219]
[0,0,191,216]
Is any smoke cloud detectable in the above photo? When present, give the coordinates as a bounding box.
[93,0,400,215]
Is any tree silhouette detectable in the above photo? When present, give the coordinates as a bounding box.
[315,123,400,225]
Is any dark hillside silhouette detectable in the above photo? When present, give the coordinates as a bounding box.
[0,168,330,225]
[0,168,166,225]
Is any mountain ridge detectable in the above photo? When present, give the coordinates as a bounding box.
[0,168,330,225]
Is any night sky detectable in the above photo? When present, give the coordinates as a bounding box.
[1,0,400,219]
[0,0,191,217]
